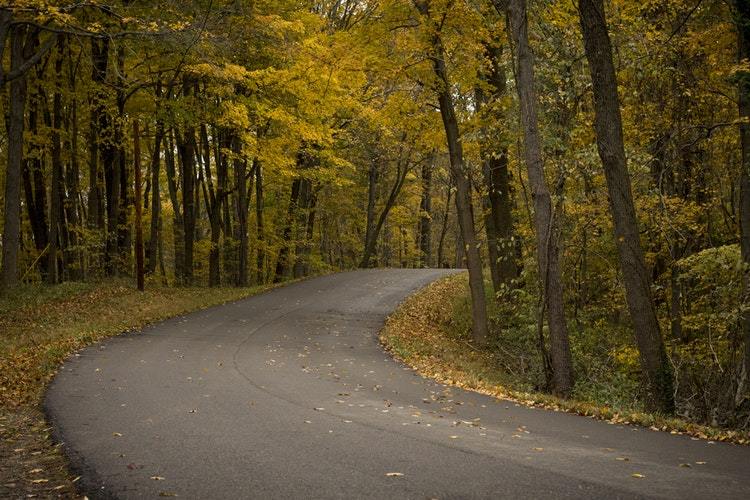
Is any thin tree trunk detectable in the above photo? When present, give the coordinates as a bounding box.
[479,41,517,291]
[274,178,302,282]
[47,37,66,284]
[165,129,185,283]
[360,155,410,268]
[147,118,164,274]
[176,82,196,284]
[419,161,433,268]
[362,158,379,266]
[736,0,750,393]
[1,27,27,289]
[437,183,452,268]
[235,137,250,286]
[414,0,489,343]
[133,121,144,291]
[508,0,574,396]
[256,160,265,284]
[579,0,674,413]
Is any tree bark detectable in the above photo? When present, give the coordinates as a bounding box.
[579,0,674,413]
[164,129,185,283]
[477,40,517,292]
[256,160,265,284]
[47,37,66,284]
[133,121,144,291]
[736,0,750,394]
[360,153,410,268]
[147,117,164,274]
[419,161,433,267]
[508,0,574,396]
[413,0,489,343]
[235,137,250,286]
[1,27,28,289]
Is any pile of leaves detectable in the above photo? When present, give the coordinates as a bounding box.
[380,274,750,445]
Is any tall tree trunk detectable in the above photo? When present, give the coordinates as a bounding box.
[274,178,302,282]
[579,0,674,413]
[294,180,317,278]
[47,37,66,284]
[176,81,196,285]
[235,137,250,286]
[23,86,50,279]
[437,182,452,268]
[419,161,432,267]
[362,158,379,267]
[147,118,164,274]
[735,0,750,394]
[507,0,574,396]
[360,155,410,269]
[64,77,82,280]
[115,44,130,274]
[164,129,185,283]
[255,160,265,284]
[414,0,489,343]
[133,121,144,291]
[89,37,108,263]
[478,40,517,292]
[1,27,28,289]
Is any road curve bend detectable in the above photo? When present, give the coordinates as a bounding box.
[46,269,750,499]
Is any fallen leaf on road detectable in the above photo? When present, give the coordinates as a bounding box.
[385,472,404,477]
[30,479,49,484]
[631,473,645,479]
[113,432,123,437]
[616,457,629,461]
[679,463,691,468]
[151,476,166,481]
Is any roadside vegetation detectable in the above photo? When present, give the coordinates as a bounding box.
[382,274,750,445]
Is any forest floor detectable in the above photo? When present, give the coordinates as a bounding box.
[0,279,286,499]
[380,274,750,447]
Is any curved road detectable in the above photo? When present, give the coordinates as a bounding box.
[46,270,750,499]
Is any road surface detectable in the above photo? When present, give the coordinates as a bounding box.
[46,269,750,499]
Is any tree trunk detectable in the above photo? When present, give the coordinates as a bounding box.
[164,129,185,283]
[437,183,452,268]
[274,178,302,282]
[64,79,82,280]
[579,0,674,413]
[176,82,196,284]
[88,38,107,238]
[133,121,144,291]
[235,137,250,286]
[508,0,574,396]
[419,161,432,267]
[1,27,27,289]
[147,118,164,274]
[413,0,489,343]
[362,158,379,267]
[360,154,410,268]
[256,160,265,284]
[736,0,750,393]
[23,85,50,279]
[47,37,66,284]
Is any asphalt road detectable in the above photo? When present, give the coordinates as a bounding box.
[46,269,750,499]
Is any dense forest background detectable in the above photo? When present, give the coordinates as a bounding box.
[1,0,750,430]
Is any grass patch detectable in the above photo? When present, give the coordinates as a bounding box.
[380,273,750,446]
[0,278,290,498]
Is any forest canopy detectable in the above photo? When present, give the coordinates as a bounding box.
[1,0,750,430]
